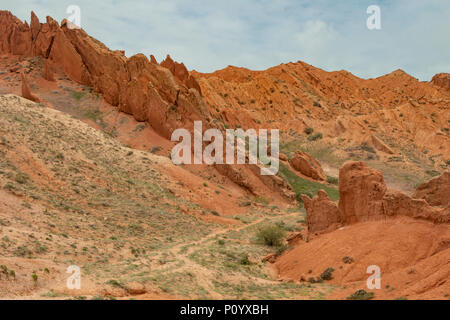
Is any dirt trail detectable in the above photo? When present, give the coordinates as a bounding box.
[157,211,302,299]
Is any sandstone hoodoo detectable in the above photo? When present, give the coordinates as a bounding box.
[20,72,40,102]
[338,161,387,224]
[275,161,450,299]
[301,161,449,237]
[301,190,341,235]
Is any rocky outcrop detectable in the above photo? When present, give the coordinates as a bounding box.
[301,190,341,235]
[0,11,208,140]
[413,172,450,207]
[383,190,449,223]
[302,161,449,237]
[0,11,31,55]
[21,73,40,102]
[431,73,450,91]
[43,60,55,81]
[214,163,295,202]
[338,161,387,223]
[289,151,326,181]
[160,55,202,94]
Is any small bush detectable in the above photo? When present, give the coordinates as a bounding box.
[307,132,323,141]
[346,289,374,300]
[14,173,28,184]
[342,256,354,264]
[308,276,323,284]
[106,279,123,288]
[239,254,251,265]
[320,267,335,280]
[254,196,269,205]
[304,127,314,135]
[326,176,338,185]
[150,146,162,154]
[256,224,285,247]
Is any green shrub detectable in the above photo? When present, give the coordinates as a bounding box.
[14,173,28,184]
[239,254,251,265]
[256,224,285,247]
[106,279,123,288]
[320,267,335,280]
[304,127,314,135]
[342,256,354,264]
[346,289,374,300]
[326,176,338,185]
[307,132,323,141]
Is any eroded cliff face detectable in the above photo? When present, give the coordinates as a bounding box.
[192,63,450,166]
[0,10,208,140]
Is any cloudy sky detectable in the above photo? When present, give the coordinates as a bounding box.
[4,0,450,80]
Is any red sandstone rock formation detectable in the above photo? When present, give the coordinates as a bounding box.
[289,150,326,181]
[302,161,449,236]
[383,190,449,223]
[301,190,341,235]
[0,11,31,55]
[0,11,208,140]
[412,172,450,207]
[431,73,450,91]
[149,54,158,64]
[21,72,40,102]
[0,10,296,204]
[160,54,202,94]
[338,161,387,223]
[43,59,55,81]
